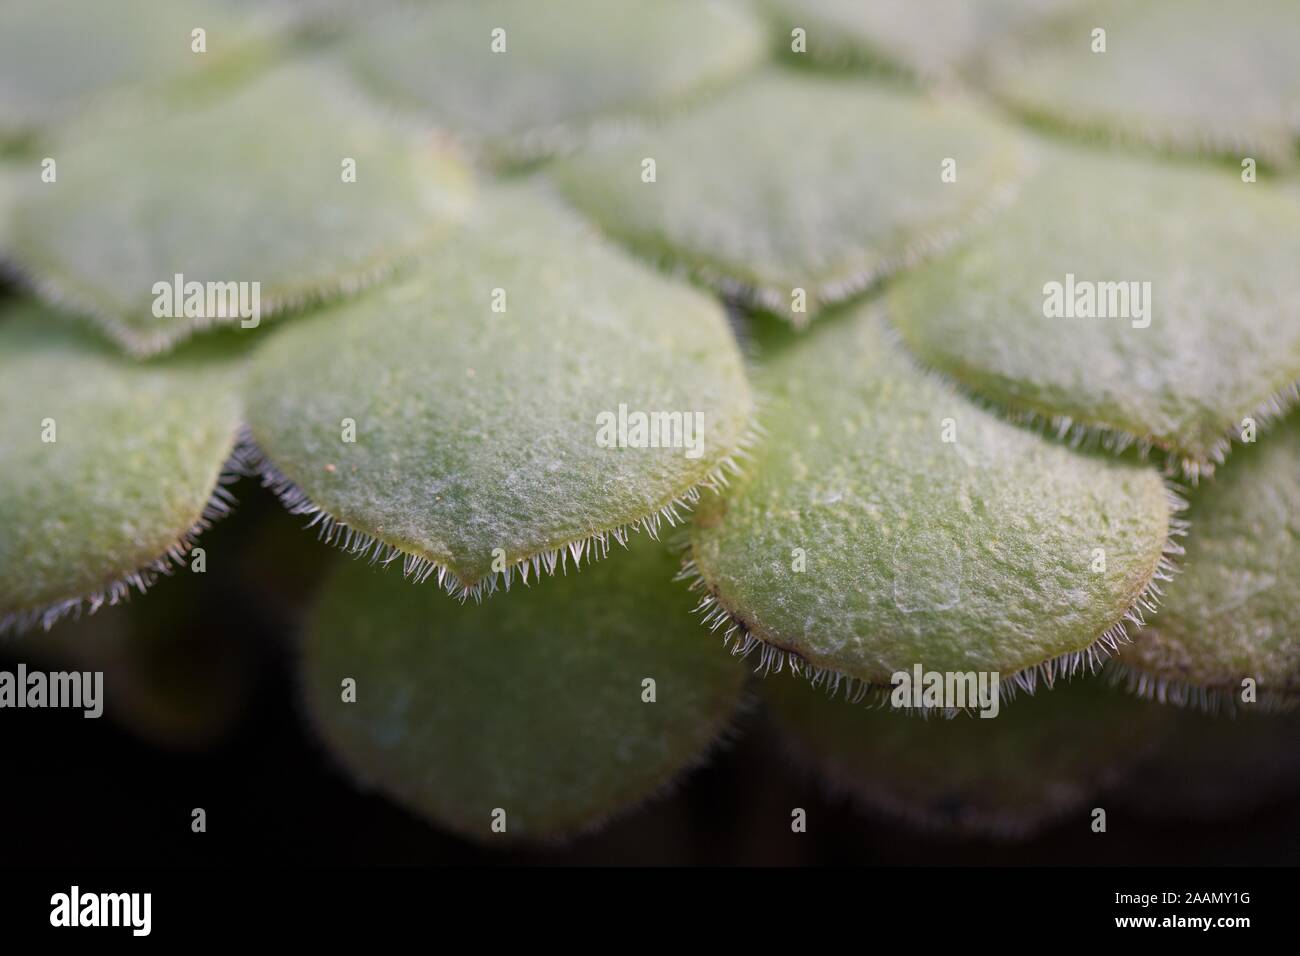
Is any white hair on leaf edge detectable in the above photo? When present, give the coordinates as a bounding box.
[0,436,251,637]
[240,425,758,604]
[678,483,1189,715]
[882,318,1300,485]
[1103,659,1300,717]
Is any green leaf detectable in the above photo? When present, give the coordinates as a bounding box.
[244,185,754,598]
[335,0,767,162]
[759,0,1081,80]
[888,143,1300,478]
[1112,415,1300,710]
[0,0,271,137]
[300,534,747,844]
[0,303,245,634]
[0,162,15,260]
[763,672,1168,837]
[11,564,256,749]
[687,305,1176,688]
[9,62,472,356]
[987,0,1300,168]
[552,69,1024,324]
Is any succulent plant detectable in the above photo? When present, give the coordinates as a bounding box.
[1,0,1297,849]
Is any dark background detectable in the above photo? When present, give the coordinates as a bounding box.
[3,482,1298,867]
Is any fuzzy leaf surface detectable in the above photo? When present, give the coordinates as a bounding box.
[0,0,269,137]
[553,70,1023,322]
[10,63,472,355]
[689,306,1171,684]
[301,536,747,843]
[336,0,766,160]
[987,0,1300,167]
[0,305,244,631]
[761,0,1081,79]
[1116,416,1300,708]
[889,144,1300,475]
[245,187,753,595]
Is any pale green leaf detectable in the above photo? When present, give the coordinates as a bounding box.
[0,162,15,260]
[688,305,1174,687]
[889,143,1300,477]
[244,185,754,598]
[763,672,1168,837]
[10,62,472,355]
[0,303,245,634]
[987,0,1300,167]
[335,0,767,161]
[553,69,1024,323]
[1113,415,1300,710]
[0,0,271,138]
[760,0,1082,80]
[301,535,747,843]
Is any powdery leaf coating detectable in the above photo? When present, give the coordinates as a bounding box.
[888,143,1300,477]
[0,304,244,633]
[336,0,766,161]
[301,535,748,844]
[764,672,1167,837]
[760,0,1081,80]
[0,0,269,137]
[552,70,1023,323]
[10,63,472,356]
[987,0,1300,168]
[688,306,1172,686]
[245,186,754,596]
[1114,416,1300,710]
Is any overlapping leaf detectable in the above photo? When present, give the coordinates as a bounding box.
[988,0,1300,167]
[764,673,1166,836]
[553,70,1024,323]
[1113,416,1300,710]
[336,0,766,161]
[0,304,245,634]
[301,536,747,843]
[761,0,1082,80]
[245,186,754,598]
[10,62,472,355]
[687,305,1175,688]
[0,0,270,138]
[11,565,256,748]
[889,143,1300,477]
